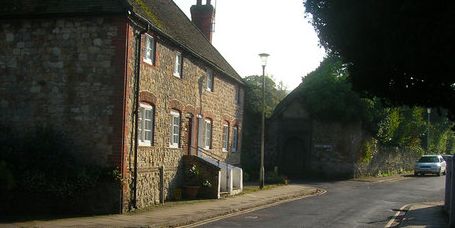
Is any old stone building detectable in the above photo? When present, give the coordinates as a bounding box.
[1,0,244,212]
[267,84,418,179]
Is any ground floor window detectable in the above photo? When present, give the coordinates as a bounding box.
[170,110,181,148]
[139,103,154,146]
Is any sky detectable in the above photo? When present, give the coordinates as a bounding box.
[173,0,326,90]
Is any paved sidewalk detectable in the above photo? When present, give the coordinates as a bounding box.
[398,201,448,228]
[2,184,322,228]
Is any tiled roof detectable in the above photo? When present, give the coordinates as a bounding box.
[0,0,243,84]
[0,0,126,16]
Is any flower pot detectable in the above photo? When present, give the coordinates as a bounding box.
[183,186,200,199]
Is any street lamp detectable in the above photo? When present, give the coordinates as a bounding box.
[427,107,431,153]
[258,53,269,189]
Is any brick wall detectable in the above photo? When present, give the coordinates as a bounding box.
[122,25,244,209]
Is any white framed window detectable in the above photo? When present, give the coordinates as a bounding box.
[232,126,239,152]
[170,110,181,148]
[138,103,154,146]
[222,123,229,152]
[144,34,155,64]
[204,119,212,150]
[206,69,214,91]
[173,51,183,78]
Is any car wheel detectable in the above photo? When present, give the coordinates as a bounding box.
[414,172,419,176]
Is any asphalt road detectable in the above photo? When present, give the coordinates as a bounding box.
[199,175,445,228]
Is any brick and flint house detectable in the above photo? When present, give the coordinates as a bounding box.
[0,0,244,212]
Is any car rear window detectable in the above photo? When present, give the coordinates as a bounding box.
[418,156,439,163]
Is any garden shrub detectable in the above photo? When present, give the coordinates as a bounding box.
[0,125,119,216]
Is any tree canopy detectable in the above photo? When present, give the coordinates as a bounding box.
[298,56,370,123]
[241,75,287,178]
[304,0,455,119]
[299,56,455,153]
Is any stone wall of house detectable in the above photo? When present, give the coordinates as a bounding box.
[0,16,127,168]
[0,16,127,213]
[122,25,244,210]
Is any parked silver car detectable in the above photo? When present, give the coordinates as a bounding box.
[414,155,446,176]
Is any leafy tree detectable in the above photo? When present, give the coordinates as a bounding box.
[241,75,287,178]
[304,0,455,119]
[427,109,455,153]
[299,56,455,154]
[297,56,370,123]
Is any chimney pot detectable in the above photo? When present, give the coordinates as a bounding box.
[207,0,211,5]
[196,0,201,5]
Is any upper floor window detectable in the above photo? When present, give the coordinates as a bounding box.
[232,126,239,153]
[173,52,183,78]
[139,103,154,146]
[222,122,229,152]
[170,110,181,148]
[204,119,212,150]
[144,34,156,64]
[206,69,214,92]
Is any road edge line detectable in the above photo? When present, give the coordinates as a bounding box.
[385,203,411,228]
[177,188,327,228]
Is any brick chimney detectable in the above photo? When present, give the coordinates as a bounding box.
[190,0,214,42]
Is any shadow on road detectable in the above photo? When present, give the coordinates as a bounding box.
[400,204,447,227]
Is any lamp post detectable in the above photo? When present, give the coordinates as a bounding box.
[258,53,269,189]
[427,107,431,153]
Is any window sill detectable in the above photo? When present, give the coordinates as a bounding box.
[139,144,153,148]
[173,73,181,78]
[143,59,154,66]
[139,141,152,147]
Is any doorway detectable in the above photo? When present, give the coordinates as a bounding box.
[279,137,307,178]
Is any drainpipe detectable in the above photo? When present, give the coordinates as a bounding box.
[131,28,144,210]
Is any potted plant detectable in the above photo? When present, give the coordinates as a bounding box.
[183,164,201,199]
[198,179,213,198]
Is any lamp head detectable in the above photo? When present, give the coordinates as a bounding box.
[259,53,270,67]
